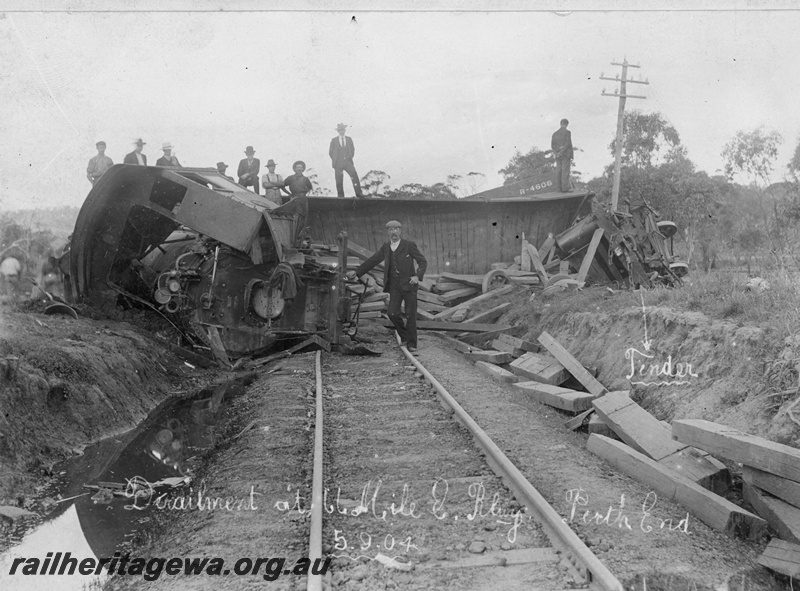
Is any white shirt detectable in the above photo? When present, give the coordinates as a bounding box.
[340,136,345,147]
[390,240,400,252]
[136,152,145,165]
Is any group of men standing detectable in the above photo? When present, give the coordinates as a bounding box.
[86,138,182,185]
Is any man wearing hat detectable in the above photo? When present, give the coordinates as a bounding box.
[329,123,365,198]
[237,146,261,194]
[216,162,233,180]
[551,118,574,192]
[86,141,114,185]
[123,138,148,165]
[156,142,182,168]
[261,159,284,205]
[348,220,427,352]
[282,161,313,202]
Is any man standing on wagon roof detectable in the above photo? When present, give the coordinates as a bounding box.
[329,123,365,198]
[123,138,147,165]
[86,141,113,184]
[347,220,427,353]
[551,118,574,192]
[238,146,261,194]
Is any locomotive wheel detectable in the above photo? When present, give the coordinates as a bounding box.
[482,269,509,293]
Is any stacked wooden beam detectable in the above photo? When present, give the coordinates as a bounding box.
[671,420,800,574]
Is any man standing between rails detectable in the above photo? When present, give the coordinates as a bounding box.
[347,221,427,352]
[86,141,113,185]
[329,123,365,198]
[551,118,574,192]
[238,146,261,194]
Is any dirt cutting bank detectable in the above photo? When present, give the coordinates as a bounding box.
[0,305,215,502]
[500,287,795,447]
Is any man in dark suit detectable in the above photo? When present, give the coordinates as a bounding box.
[123,138,147,165]
[551,118,574,192]
[329,123,364,198]
[237,146,260,194]
[348,220,427,352]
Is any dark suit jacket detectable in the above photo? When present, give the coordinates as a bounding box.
[156,155,181,168]
[355,239,427,292]
[123,151,147,165]
[238,158,260,179]
[551,127,573,159]
[329,136,355,169]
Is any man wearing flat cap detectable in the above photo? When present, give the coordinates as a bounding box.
[86,141,113,185]
[216,162,233,180]
[282,161,313,202]
[237,146,261,194]
[348,220,427,352]
[329,123,365,198]
[123,138,147,165]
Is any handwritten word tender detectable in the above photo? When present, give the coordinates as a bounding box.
[625,347,699,386]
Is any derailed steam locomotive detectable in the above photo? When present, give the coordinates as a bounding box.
[65,165,350,358]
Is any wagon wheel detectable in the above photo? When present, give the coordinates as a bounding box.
[545,274,571,288]
[482,269,510,293]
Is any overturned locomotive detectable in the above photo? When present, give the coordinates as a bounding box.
[65,165,350,358]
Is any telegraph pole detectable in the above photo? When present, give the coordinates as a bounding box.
[600,59,648,210]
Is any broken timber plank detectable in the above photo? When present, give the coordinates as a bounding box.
[458,328,514,345]
[449,308,468,322]
[758,539,800,579]
[565,409,594,431]
[575,228,604,285]
[588,413,615,437]
[287,335,331,354]
[418,290,446,305]
[593,391,685,461]
[491,339,524,357]
[416,309,436,320]
[474,361,521,384]
[660,447,729,495]
[538,331,607,397]
[743,465,800,509]
[464,350,513,364]
[417,300,448,313]
[497,333,539,352]
[524,243,549,283]
[439,272,484,288]
[672,419,800,483]
[433,282,466,293]
[363,292,389,303]
[742,482,800,543]
[433,285,514,320]
[431,334,483,354]
[512,382,596,412]
[587,434,766,540]
[509,352,568,386]
[538,234,555,261]
[438,286,481,303]
[347,241,384,271]
[359,301,387,312]
[389,321,513,334]
[462,302,511,324]
[206,326,233,369]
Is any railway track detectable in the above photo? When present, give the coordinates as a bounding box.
[304,339,623,591]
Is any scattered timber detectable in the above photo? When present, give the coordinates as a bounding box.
[474,361,521,384]
[464,350,513,364]
[565,409,594,431]
[512,382,596,413]
[389,321,513,334]
[672,419,800,483]
[509,352,568,386]
[742,465,800,509]
[758,539,800,579]
[491,339,525,357]
[462,302,512,324]
[537,331,607,396]
[587,434,766,540]
[459,328,515,346]
[434,285,515,320]
[497,333,539,352]
[742,482,800,543]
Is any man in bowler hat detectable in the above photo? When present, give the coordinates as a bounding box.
[348,221,427,352]
[238,146,261,194]
[329,123,364,198]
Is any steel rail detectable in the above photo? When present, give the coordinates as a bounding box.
[307,350,324,591]
[399,343,624,591]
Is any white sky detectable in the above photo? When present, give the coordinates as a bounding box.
[2,5,800,209]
